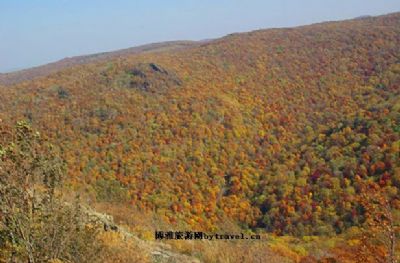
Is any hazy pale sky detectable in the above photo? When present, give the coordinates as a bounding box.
[1,0,400,73]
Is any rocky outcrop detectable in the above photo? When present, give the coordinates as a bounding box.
[124,63,182,93]
[81,205,201,263]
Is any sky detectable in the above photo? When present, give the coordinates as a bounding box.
[1,0,400,73]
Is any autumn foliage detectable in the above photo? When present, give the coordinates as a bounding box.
[0,13,399,262]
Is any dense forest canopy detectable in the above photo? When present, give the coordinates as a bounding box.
[0,12,399,262]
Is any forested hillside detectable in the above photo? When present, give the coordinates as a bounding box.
[0,12,399,262]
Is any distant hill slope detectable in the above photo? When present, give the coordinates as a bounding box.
[0,40,201,85]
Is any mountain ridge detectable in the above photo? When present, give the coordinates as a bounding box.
[2,12,399,86]
[0,40,203,85]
